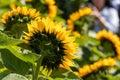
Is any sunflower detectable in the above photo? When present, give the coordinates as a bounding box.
[1,6,40,38]
[96,30,120,59]
[45,0,55,5]
[74,57,116,77]
[23,17,78,70]
[1,6,40,25]
[48,5,57,18]
[67,7,92,37]
[45,0,57,18]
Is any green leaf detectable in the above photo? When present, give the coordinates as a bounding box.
[0,60,10,79]
[0,46,39,63]
[106,74,120,80]
[22,51,40,63]
[66,72,81,79]
[0,33,39,63]
[91,47,105,57]
[75,37,86,46]
[0,0,12,7]
[54,16,65,22]
[83,35,100,46]
[0,70,11,80]
[0,33,23,47]
[51,68,82,79]
[0,60,4,69]
[7,46,39,63]
[2,73,28,80]
[75,35,100,46]
[1,49,30,75]
[50,68,68,78]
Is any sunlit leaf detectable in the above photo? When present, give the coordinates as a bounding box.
[0,33,23,47]
[6,46,39,63]
[1,49,30,75]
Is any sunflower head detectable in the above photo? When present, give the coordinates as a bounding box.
[82,7,92,15]
[45,0,57,18]
[23,17,78,70]
[96,30,120,58]
[76,57,116,77]
[1,6,40,38]
[48,5,57,18]
[1,6,40,25]
[32,0,57,18]
[67,7,92,36]
[45,0,55,5]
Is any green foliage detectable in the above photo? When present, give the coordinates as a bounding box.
[1,49,30,75]
[0,0,12,7]
[51,68,81,80]
[50,68,68,78]
[0,33,39,63]
[0,69,11,80]
[75,35,100,46]
[0,33,23,46]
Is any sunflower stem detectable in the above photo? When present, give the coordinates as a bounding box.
[34,55,44,80]
[32,64,35,80]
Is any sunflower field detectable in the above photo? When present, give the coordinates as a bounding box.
[0,0,120,80]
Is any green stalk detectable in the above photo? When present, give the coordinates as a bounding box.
[32,64,35,80]
[34,56,44,80]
